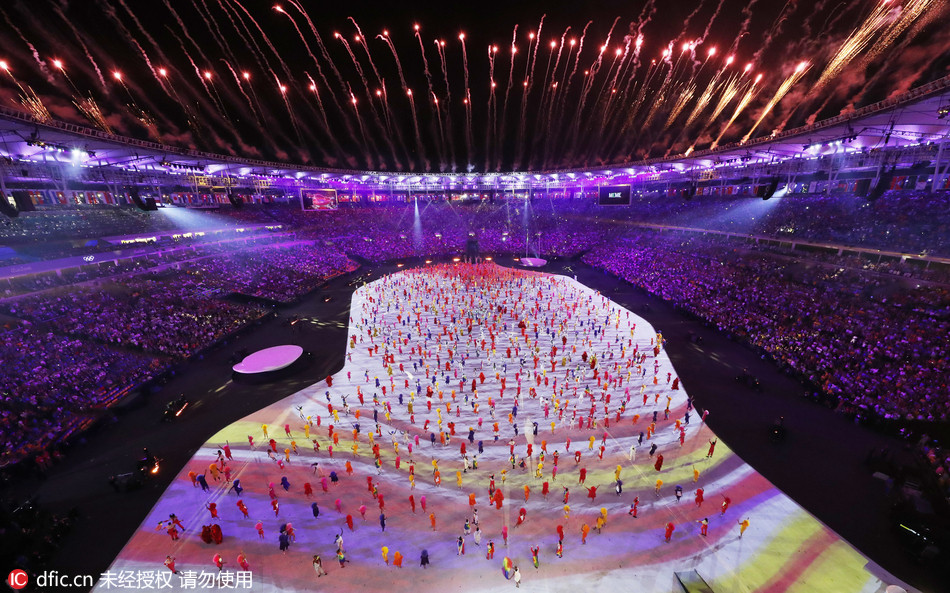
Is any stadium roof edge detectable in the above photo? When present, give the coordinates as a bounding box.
[1,74,949,184]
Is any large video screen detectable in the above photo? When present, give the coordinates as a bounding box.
[300,189,338,211]
[598,185,631,206]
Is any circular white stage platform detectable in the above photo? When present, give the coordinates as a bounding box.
[519,257,547,267]
[232,345,304,375]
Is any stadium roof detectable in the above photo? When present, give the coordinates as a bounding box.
[1,75,949,191]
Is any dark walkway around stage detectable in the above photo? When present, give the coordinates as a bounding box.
[3,257,945,592]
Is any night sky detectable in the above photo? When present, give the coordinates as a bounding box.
[0,0,948,172]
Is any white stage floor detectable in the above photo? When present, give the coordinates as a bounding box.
[96,263,903,592]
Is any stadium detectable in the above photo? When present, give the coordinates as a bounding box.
[0,1,948,592]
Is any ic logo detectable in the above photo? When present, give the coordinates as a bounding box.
[7,569,28,590]
[83,255,96,262]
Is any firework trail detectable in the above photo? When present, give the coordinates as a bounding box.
[0,6,53,83]
[414,26,437,99]
[682,65,744,155]
[608,55,662,155]
[74,96,114,133]
[159,0,216,74]
[221,3,309,155]
[638,0,657,37]
[485,44,498,171]
[347,89,375,169]
[514,16,544,169]
[377,31,409,91]
[799,0,832,39]
[809,3,891,96]
[336,34,371,97]
[567,17,620,160]
[741,61,809,143]
[127,103,160,140]
[51,4,107,89]
[541,29,572,167]
[431,92,448,171]
[18,87,51,123]
[333,32,390,164]
[634,58,677,145]
[232,0,296,81]
[117,0,227,133]
[550,21,590,161]
[434,39,457,169]
[529,38,558,169]
[547,32,577,149]
[303,72,348,162]
[698,0,727,43]
[678,0,710,41]
[234,0,342,161]
[752,0,799,65]
[377,30,419,168]
[303,73,331,132]
[405,88,430,171]
[498,25,519,171]
[108,0,242,143]
[164,1,251,136]
[434,39,452,104]
[204,71,232,124]
[275,1,362,165]
[354,26,407,168]
[792,0,941,134]
[380,31,428,170]
[729,0,762,54]
[459,33,474,168]
[578,41,628,166]
[220,59,261,125]
[48,57,82,97]
[665,80,717,157]
[375,79,394,136]
[867,0,938,63]
[281,4,368,168]
[593,42,629,126]
[606,32,647,131]
[218,0,278,82]
[165,28,223,113]
[3,0,937,170]
[668,0,708,74]
[414,25,446,169]
[712,72,762,147]
[90,4,175,142]
[629,46,680,151]
[203,2,301,151]
[352,19,385,87]
[191,0,241,68]
[846,3,946,112]
[677,54,727,132]
[663,81,695,132]
[597,36,645,159]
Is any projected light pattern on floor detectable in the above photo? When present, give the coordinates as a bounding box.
[97,263,889,592]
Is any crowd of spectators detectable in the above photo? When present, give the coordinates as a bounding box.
[0,237,356,466]
[0,322,169,467]
[1,190,948,469]
[582,230,950,425]
[179,241,358,303]
[289,199,608,261]
[604,190,950,256]
[0,205,265,245]
[0,229,287,298]
[1,276,266,358]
